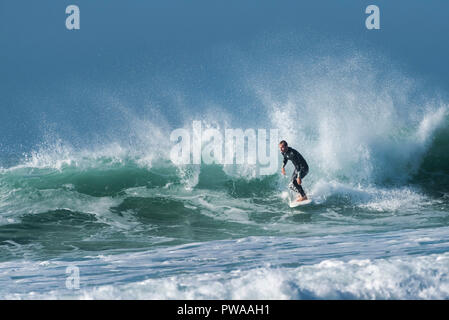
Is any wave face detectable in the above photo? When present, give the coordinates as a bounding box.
[1,47,449,299]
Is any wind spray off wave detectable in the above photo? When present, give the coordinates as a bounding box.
[0,49,448,299]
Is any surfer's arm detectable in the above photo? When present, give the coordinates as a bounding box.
[281,157,287,175]
[282,156,288,168]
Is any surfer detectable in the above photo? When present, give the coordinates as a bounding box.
[279,140,309,202]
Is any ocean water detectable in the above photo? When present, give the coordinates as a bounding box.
[1,1,449,299]
[1,51,448,299]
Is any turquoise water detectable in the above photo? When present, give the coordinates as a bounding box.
[0,98,448,298]
[1,0,449,298]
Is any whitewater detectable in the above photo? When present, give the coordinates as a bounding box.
[1,52,449,300]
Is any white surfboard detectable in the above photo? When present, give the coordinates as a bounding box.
[289,198,312,208]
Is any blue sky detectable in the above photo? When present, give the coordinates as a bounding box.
[2,1,449,87]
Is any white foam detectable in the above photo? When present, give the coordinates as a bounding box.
[310,179,430,213]
[4,252,449,300]
[416,106,448,144]
[258,54,449,185]
[177,164,201,190]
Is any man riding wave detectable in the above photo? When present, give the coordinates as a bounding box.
[279,140,309,202]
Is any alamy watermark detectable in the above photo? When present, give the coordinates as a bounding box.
[365,5,380,30]
[65,5,80,30]
[170,121,279,176]
[65,265,80,290]
[65,4,380,31]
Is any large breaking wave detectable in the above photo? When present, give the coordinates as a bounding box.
[1,47,449,299]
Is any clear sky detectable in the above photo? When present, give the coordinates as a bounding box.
[1,0,448,160]
[1,1,448,83]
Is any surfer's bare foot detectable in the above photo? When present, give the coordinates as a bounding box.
[296,196,308,202]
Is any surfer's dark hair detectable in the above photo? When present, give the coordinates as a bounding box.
[279,140,288,146]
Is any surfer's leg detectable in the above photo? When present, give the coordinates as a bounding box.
[295,183,306,198]
[296,167,308,199]
[289,170,306,199]
[288,170,299,192]
[300,166,309,179]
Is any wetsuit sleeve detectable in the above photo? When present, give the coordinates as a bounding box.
[282,156,287,168]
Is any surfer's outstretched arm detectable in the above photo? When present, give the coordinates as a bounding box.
[281,153,288,175]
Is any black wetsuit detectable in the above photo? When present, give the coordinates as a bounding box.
[282,146,309,197]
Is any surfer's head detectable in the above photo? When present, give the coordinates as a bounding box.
[279,140,288,153]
